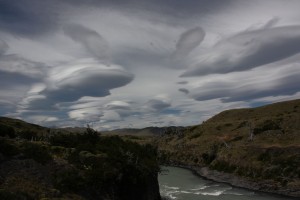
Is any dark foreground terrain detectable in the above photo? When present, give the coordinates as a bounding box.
[0,119,161,200]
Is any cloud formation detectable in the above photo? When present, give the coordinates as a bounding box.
[49,62,132,99]
[0,0,60,36]
[179,88,189,94]
[1,0,300,129]
[146,98,171,111]
[182,26,300,76]
[0,55,47,78]
[190,63,300,102]
[176,27,205,53]
[24,59,134,110]
[64,24,110,62]
[171,27,205,67]
[105,101,131,110]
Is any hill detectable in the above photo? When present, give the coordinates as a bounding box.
[155,99,300,197]
[0,117,50,138]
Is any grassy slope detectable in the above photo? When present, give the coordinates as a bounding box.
[155,99,300,196]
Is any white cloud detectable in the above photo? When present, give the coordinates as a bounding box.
[100,110,121,122]
[68,107,102,122]
[105,101,131,110]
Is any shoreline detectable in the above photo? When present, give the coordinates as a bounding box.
[164,164,300,198]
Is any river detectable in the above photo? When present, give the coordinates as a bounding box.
[158,166,293,200]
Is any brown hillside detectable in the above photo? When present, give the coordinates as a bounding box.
[156,99,300,197]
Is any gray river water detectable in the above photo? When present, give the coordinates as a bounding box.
[158,166,293,200]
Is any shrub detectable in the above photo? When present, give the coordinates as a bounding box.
[0,190,33,200]
[0,124,16,138]
[253,120,281,135]
[201,152,216,164]
[22,142,52,164]
[53,168,85,192]
[0,139,19,157]
[189,132,202,139]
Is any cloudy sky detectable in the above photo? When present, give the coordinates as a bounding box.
[1,0,300,130]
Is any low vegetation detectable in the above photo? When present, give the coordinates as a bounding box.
[0,122,161,200]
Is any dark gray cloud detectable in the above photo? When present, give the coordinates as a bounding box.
[0,55,47,78]
[177,81,188,85]
[178,88,190,94]
[0,71,38,86]
[0,41,47,112]
[190,65,300,102]
[146,99,171,111]
[172,27,205,61]
[48,69,133,102]
[0,71,35,112]
[170,27,205,69]
[64,24,110,61]
[182,26,300,77]
[0,0,232,37]
[62,0,233,22]
[0,0,61,36]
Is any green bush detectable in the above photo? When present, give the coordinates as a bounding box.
[19,129,41,140]
[253,120,281,134]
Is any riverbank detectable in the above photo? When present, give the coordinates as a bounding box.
[168,164,300,198]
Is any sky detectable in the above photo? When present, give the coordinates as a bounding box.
[1,0,300,130]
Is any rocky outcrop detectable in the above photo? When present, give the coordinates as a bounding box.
[119,173,161,200]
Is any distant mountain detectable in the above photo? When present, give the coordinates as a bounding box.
[102,126,185,136]
[57,126,87,133]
